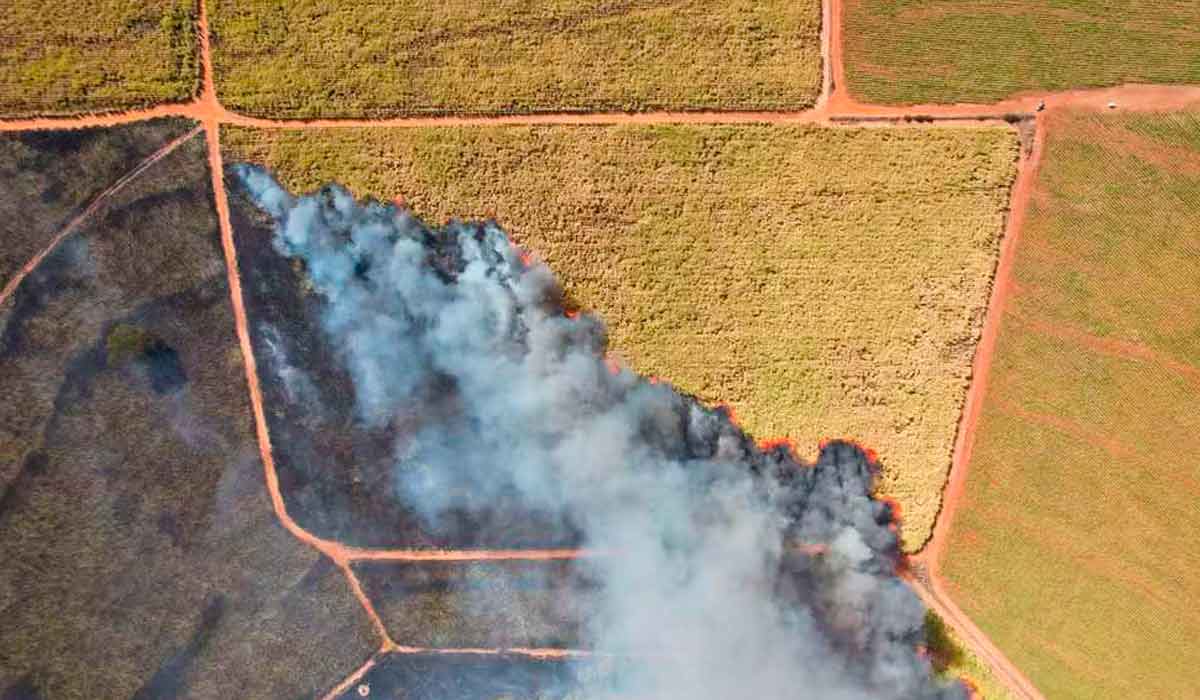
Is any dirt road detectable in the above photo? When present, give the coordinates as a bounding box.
[916,114,1044,569]
[905,570,1045,700]
[0,125,202,306]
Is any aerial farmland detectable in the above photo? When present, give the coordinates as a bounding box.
[0,1,1198,699]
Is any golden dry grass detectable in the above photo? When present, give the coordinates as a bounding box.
[209,0,821,118]
[0,0,196,116]
[941,111,1200,699]
[222,123,1018,550]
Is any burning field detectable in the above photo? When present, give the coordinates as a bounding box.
[223,123,1021,551]
[230,164,978,699]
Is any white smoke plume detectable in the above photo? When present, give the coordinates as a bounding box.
[235,165,966,700]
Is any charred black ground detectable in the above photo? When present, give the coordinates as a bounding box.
[237,167,968,700]
[0,130,376,698]
[353,559,598,649]
[227,171,581,549]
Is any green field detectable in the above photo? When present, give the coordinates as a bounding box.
[0,0,196,116]
[843,0,1200,104]
[223,123,1019,551]
[209,0,821,118]
[942,110,1200,698]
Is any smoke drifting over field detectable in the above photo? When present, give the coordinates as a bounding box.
[236,165,966,700]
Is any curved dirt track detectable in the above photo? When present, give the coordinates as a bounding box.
[0,125,203,306]
[5,0,1198,697]
[905,571,1044,700]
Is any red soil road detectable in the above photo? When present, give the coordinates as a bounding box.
[917,115,1046,569]
[9,84,1200,134]
[904,571,1045,700]
[319,654,378,700]
[903,113,1048,700]
[0,125,203,306]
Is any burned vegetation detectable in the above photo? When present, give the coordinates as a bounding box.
[0,129,376,698]
[334,653,582,700]
[0,119,196,292]
[238,167,970,700]
[353,558,598,649]
[226,169,583,549]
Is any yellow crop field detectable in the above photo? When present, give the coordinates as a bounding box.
[942,111,1200,698]
[0,1,196,116]
[209,0,820,118]
[223,123,1019,550]
[843,0,1200,105]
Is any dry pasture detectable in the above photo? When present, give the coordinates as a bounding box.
[210,0,821,118]
[0,0,196,116]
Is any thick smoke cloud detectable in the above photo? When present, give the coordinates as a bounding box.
[236,165,966,700]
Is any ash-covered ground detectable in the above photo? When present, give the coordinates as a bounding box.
[237,165,968,700]
[0,129,376,698]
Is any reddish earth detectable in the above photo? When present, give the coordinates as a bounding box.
[5,0,1196,696]
[914,112,1045,572]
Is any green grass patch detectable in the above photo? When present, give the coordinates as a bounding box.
[942,110,1200,698]
[0,0,198,116]
[843,0,1200,104]
[105,323,153,365]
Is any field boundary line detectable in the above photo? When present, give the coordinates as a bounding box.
[0,125,203,307]
[918,115,1045,560]
[5,85,1197,134]
[196,0,402,661]
[907,112,1049,700]
[319,653,379,700]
